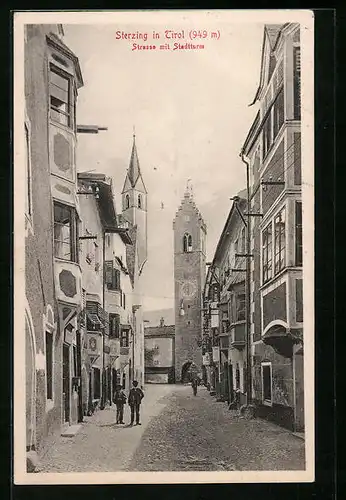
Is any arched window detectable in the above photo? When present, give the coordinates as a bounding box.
[125,194,130,209]
[183,233,192,253]
[138,194,142,209]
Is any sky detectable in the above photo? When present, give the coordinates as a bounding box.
[63,15,264,312]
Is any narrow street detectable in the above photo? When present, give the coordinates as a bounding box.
[38,384,305,473]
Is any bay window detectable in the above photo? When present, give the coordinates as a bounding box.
[49,64,73,128]
[53,202,78,262]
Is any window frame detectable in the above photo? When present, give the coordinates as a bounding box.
[49,64,74,129]
[295,201,303,266]
[274,207,286,275]
[109,313,120,339]
[53,201,79,263]
[261,361,273,406]
[235,293,246,322]
[120,329,129,348]
[125,194,130,209]
[262,222,273,284]
[293,45,301,120]
[183,233,193,253]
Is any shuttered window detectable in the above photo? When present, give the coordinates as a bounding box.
[109,313,120,339]
[104,261,121,291]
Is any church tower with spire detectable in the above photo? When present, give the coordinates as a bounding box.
[122,134,148,273]
[173,182,207,383]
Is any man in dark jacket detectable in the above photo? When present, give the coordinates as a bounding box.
[128,380,144,426]
[113,384,126,424]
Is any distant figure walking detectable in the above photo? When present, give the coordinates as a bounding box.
[128,380,144,426]
[191,377,198,396]
[113,384,126,424]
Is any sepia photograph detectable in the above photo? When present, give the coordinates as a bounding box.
[13,9,314,484]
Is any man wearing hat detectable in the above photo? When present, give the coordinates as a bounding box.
[128,380,144,426]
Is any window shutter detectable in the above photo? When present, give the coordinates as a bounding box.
[110,314,120,338]
[113,269,120,290]
[104,261,113,286]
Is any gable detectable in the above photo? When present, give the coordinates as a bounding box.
[121,174,132,194]
[133,173,147,194]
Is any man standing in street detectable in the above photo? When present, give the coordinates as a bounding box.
[113,384,126,424]
[128,380,144,426]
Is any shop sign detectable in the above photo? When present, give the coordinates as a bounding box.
[212,346,220,363]
[87,333,102,357]
[202,353,211,366]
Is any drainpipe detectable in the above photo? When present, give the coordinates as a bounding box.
[240,152,253,406]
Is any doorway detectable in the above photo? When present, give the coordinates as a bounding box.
[181,361,192,383]
[62,344,70,423]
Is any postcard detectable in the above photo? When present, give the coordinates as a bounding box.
[13,9,314,484]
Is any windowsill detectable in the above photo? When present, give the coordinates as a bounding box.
[54,256,80,267]
[261,265,303,291]
[260,266,287,290]
[49,117,74,134]
[46,399,54,412]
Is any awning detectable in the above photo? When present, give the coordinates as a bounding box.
[87,313,104,328]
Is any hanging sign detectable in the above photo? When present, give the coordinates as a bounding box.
[202,353,211,366]
[212,346,220,363]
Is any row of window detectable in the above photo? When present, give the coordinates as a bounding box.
[262,202,302,284]
[125,193,143,210]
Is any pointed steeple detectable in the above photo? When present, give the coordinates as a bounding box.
[128,132,141,187]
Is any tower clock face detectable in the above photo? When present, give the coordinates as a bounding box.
[180,280,197,299]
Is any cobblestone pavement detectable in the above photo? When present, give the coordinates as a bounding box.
[128,385,305,472]
[37,384,305,473]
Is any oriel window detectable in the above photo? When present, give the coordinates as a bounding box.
[53,202,78,262]
[49,65,72,128]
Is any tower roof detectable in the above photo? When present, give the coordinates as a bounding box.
[172,182,207,232]
[128,134,141,187]
[122,134,147,194]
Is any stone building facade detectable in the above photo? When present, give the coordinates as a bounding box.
[24,24,84,468]
[173,187,207,383]
[242,23,303,431]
